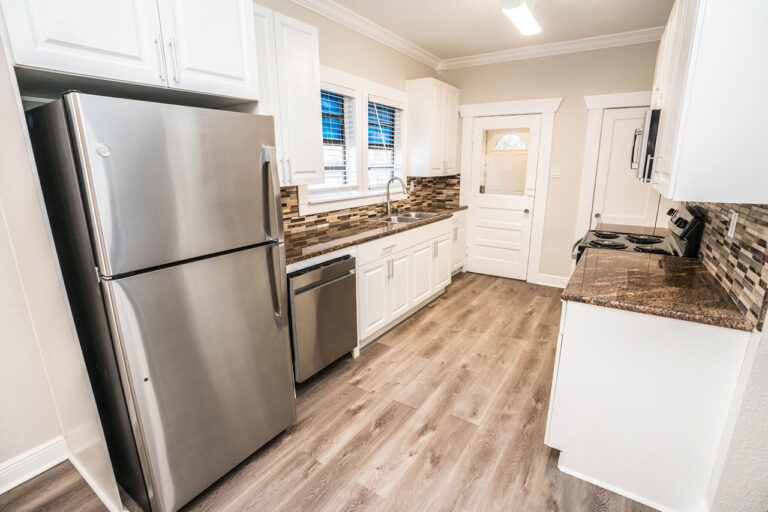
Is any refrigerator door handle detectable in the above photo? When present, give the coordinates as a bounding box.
[263,146,284,243]
[268,242,286,328]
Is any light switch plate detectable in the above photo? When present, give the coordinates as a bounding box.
[728,211,739,238]
[550,167,562,178]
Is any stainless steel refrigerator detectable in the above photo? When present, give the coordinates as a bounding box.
[27,93,296,512]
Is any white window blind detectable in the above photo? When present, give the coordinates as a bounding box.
[312,90,357,190]
[367,100,403,189]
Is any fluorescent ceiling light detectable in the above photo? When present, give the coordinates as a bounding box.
[502,0,542,35]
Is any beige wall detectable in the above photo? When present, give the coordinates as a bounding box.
[0,36,121,506]
[0,204,61,466]
[257,0,436,89]
[440,42,659,278]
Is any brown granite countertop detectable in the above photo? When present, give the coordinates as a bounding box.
[563,248,753,331]
[284,207,464,265]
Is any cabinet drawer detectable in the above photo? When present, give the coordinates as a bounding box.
[356,219,451,266]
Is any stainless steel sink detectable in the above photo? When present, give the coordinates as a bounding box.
[397,211,439,219]
[378,215,422,224]
[378,211,440,224]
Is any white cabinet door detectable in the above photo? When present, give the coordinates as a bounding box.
[430,84,445,175]
[443,87,459,174]
[273,13,324,186]
[452,222,466,273]
[1,0,166,86]
[156,0,259,99]
[388,251,411,322]
[434,234,452,290]
[411,242,434,305]
[252,5,286,183]
[358,259,388,340]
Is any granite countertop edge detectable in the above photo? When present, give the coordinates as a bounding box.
[561,292,754,332]
[285,207,465,265]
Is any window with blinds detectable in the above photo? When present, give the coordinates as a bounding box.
[367,100,403,189]
[313,90,356,190]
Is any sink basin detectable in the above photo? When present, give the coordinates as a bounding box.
[397,211,440,219]
[378,211,440,224]
[378,215,423,224]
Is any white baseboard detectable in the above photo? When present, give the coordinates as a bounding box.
[557,456,676,512]
[529,272,569,288]
[68,457,123,512]
[0,436,69,494]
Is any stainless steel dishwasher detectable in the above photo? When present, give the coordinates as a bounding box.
[287,255,358,383]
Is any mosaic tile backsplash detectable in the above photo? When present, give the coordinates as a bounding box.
[692,203,768,330]
[281,176,460,235]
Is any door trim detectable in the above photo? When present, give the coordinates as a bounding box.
[573,91,651,271]
[458,97,561,287]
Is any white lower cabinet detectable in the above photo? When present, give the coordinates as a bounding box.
[451,210,467,273]
[434,234,452,290]
[546,300,751,512]
[389,250,412,322]
[411,242,434,304]
[358,259,388,339]
[357,219,452,344]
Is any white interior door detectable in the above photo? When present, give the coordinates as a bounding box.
[591,108,676,228]
[467,115,541,280]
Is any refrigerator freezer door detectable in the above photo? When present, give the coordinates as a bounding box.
[102,245,295,512]
[65,93,281,276]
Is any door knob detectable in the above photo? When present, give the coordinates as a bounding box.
[524,209,530,214]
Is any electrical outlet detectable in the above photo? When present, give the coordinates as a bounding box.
[728,211,739,238]
[550,167,562,178]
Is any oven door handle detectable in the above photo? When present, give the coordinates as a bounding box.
[630,128,643,170]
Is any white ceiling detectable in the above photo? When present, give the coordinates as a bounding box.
[329,0,674,60]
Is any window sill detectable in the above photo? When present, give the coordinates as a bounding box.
[298,186,407,216]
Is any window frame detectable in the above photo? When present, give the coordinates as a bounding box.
[313,86,358,193]
[299,67,407,216]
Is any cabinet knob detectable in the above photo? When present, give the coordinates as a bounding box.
[594,213,601,219]
[524,209,530,215]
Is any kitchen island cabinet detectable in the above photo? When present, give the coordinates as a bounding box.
[546,249,752,512]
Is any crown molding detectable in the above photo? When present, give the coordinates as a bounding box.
[289,0,441,68]
[437,26,665,71]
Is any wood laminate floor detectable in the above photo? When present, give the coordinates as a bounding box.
[186,273,655,512]
[0,461,107,512]
[1,273,655,512]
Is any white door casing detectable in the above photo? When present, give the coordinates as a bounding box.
[466,114,541,280]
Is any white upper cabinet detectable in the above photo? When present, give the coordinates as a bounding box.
[1,0,166,86]
[156,0,259,99]
[407,78,460,177]
[271,13,324,186]
[650,0,768,203]
[0,0,260,99]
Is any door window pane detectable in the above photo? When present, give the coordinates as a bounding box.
[479,128,529,195]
